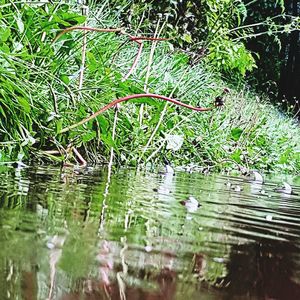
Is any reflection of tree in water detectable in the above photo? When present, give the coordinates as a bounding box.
[58,268,177,300]
[5,168,300,299]
[0,168,226,300]
[221,239,300,300]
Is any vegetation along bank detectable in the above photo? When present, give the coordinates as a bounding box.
[0,1,299,173]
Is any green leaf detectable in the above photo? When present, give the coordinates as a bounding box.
[0,104,6,119]
[18,97,31,113]
[231,149,242,164]
[52,15,71,27]
[56,119,63,134]
[60,74,70,85]
[86,52,97,72]
[82,131,96,143]
[101,133,119,154]
[60,12,86,25]
[129,97,160,107]
[0,44,10,53]
[231,127,243,141]
[0,26,10,42]
[97,115,109,133]
[182,33,192,43]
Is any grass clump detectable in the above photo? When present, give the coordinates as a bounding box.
[0,1,299,174]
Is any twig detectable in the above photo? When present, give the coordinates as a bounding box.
[52,26,123,43]
[123,41,144,80]
[130,37,169,42]
[72,147,87,167]
[59,93,213,134]
[49,84,58,114]
[139,21,163,126]
[53,26,167,82]
[123,36,168,80]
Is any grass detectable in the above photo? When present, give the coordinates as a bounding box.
[0,1,299,174]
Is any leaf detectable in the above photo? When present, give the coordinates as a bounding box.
[0,26,11,42]
[60,12,86,25]
[60,74,70,85]
[231,127,243,141]
[0,44,10,53]
[82,131,96,143]
[96,115,109,133]
[101,133,119,154]
[121,115,132,130]
[18,97,31,113]
[127,84,145,95]
[56,119,63,134]
[231,149,242,164]
[86,52,97,72]
[53,15,72,27]
[129,97,160,107]
[0,104,7,119]
[182,33,192,43]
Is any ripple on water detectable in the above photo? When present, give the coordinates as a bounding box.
[0,166,299,299]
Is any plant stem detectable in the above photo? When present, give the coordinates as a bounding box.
[52,26,123,43]
[59,93,213,134]
[137,68,190,165]
[123,42,144,80]
[108,106,119,168]
[139,21,161,126]
[78,5,89,97]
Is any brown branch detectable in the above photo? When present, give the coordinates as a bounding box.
[73,147,87,167]
[130,37,170,42]
[123,36,168,79]
[59,93,214,134]
[52,26,123,43]
[53,26,168,80]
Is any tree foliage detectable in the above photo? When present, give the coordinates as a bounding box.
[244,0,299,106]
[115,0,256,80]
[115,0,299,97]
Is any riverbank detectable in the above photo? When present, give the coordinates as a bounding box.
[0,2,299,174]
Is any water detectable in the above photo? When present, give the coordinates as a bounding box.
[0,165,300,300]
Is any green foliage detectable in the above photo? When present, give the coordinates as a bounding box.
[204,0,256,78]
[242,0,299,98]
[115,0,298,85]
[115,0,257,80]
[0,1,299,174]
[208,40,256,79]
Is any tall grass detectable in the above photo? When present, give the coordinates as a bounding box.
[0,1,299,173]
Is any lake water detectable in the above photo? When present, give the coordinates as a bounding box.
[0,165,300,300]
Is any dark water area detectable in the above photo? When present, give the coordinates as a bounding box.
[0,166,300,300]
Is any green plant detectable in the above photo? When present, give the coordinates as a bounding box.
[0,0,299,174]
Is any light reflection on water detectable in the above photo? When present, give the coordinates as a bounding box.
[0,165,300,300]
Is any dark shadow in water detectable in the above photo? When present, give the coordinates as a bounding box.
[58,269,177,300]
[222,240,300,300]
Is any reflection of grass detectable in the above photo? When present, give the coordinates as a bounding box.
[0,167,231,294]
[3,165,300,298]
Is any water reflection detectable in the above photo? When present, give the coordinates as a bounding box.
[224,241,300,299]
[0,166,299,299]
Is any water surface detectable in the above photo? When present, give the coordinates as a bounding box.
[0,166,300,300]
